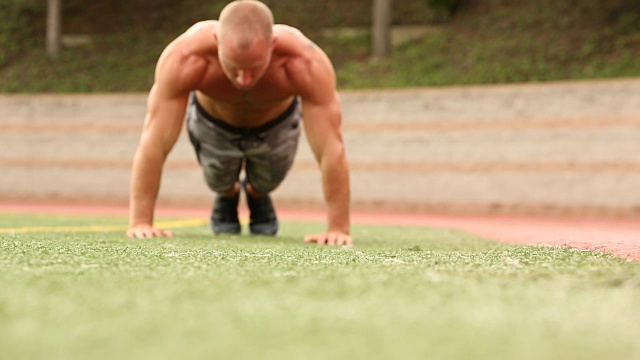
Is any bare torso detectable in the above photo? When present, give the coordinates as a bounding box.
[130,16,350,243]
[173,21,310,127]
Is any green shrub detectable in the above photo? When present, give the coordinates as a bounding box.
[0,0,41,67]
[425,0,464,19]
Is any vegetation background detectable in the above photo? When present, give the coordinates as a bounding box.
[0,0,639,92]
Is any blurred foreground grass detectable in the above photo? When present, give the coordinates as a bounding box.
[1,213,639,360]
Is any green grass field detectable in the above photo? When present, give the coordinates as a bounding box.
[1,213,640,360]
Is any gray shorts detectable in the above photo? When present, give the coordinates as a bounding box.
[185,93,301,194]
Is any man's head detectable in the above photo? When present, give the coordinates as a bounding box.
[217,0,276,90]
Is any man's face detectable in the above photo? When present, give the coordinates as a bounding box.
[218,36,273,90]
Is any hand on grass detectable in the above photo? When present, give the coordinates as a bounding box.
[127,225,174,239]
[304,231,352,246]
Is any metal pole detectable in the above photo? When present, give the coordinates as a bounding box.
[372,0,391,58]
[47,0,61,57]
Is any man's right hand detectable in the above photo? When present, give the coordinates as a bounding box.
[126,225,174,239]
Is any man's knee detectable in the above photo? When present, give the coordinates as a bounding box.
[203,164,242,194]
[245,170,288,195]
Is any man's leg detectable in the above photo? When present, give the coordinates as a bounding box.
[210,181,242,234]
[242,102,302,235]
[241,178,278,235]
[185,94,244,234]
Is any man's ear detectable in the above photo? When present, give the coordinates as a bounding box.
[271,36,278,49]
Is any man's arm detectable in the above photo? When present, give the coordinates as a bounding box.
[301,94,351,245]
[127,34,205,238]
[127,84,188,238]
[286,34,351,245]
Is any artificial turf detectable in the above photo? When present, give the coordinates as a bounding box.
[1,214,639,360]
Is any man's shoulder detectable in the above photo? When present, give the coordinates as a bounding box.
[273,24,307,39]
[273,25,325,62]
[271,30,336,102]
[154,21,219,94]
[185,20,219,35]
[273,24,311,45]
[164,20,218,59]
[274,24,302,33]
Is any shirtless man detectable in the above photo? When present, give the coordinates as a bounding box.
[126,0,351,246]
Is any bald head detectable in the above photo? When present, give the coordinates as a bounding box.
[216,1,276,89]
[219,0,274,49]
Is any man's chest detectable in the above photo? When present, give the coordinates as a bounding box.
[196,67,295,105]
